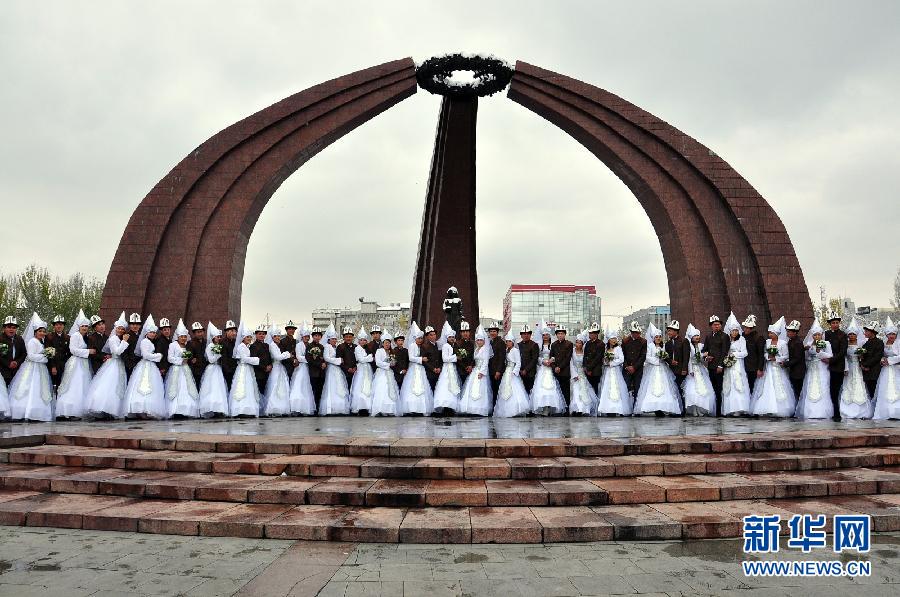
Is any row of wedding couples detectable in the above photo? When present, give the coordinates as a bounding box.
[1,308,898,422]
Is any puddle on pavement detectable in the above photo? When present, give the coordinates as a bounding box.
[453,553,489,564]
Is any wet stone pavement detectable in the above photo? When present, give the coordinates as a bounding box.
[0,527,898,596]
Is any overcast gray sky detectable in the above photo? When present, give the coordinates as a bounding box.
[2,0,898,326]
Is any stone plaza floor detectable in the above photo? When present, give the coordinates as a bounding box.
[0,526,897,596]
[3,415,899,441]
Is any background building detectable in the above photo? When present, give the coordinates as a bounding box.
[503,284,600,334]
[620,304,670,334]
[311,299,410,335]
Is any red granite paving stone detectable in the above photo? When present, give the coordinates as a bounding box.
[257,455,304,476]
[834,467,900,493]
[199,503,292,538]
[80,450,130,469]
[882,448,900,466]
[43,449,85,467]
[792,436,837,450]
[463,457,511,479]
[701,453,755,473]
[589,478,666,504]
[308,455,370,477]
[194,475,273,502]
[247,478,318,504]
[0,435,44,450]
[531,506,615,542]
[307,478,377,506]
[346,438,394,457]
[710,438,754,453]
[1,466,86,492]
[761,497,851,527]
[26,494,132,529]
[298,437,351,455]
[525,438,576,457]
[210,454,278,474]
[484,439,531,458]
[50,468,133,494]
[827,447,887,468]
[214,440,255,453]
[707,500,796,534]
[125,450,183,471]
[251,437,300,455]
[98,471,182,497]
[690,473,775,500]
[752,472,830,499]
[425,480,487,507]
[359,457,420,478]
[592,504,682,540]
[811,471,878,496]
[167,451,235,473]
[412,458,464,480]
[139,500,239,536]
[820,495,900,532]
[793,451,844,471]
[659,456,708,476]
[637,476,720,502]
[437,439,485,458]
[400,507,471,543]
[621,439,666,456]
[389,438,440,458]
[365,479,428,507]
[832,435,873,448]
[143,473,218,500]
[0,492,57,525]
[540,479,608,506]
[650,502,742,539]
[569,438,626,457]
[484,479,549,506]
[139,437,179,451]
[81,498,174,532]
[279,455,327,476]
[749,453,800,473]
[470,506,542,543]
[611,455,665,477]
[0,489,42,504]
[332,506,405,542]
[173,437,219,452]
[508,458,565,480]
[751,437,794,451]
[872,493,900,506]
[557,457,615,478]
[265,505,352,540]
[7,448,49,465]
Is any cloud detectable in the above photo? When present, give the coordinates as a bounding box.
[1,0,897,326]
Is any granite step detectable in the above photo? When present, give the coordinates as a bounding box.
[35,427,900,457]
[4,444,899,480]
[0,488,898,542]
[1,463,898,507]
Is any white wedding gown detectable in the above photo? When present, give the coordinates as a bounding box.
[873,341,900,420]
[634,344,683,416]
[370,347,400,416]
[494,346,532,418]
[795,342,834,420]
[123,338,167,419]
[841,344,874,419]
[721,337,751,416]
[228,342,260,417]
[597,345,632,415]
[199,343,230,418]
[683,343,715,416]
[350,345,375,414]
[457,345,493,416]
[9,337,55,421]
[432,343,461,413]
[288,341,316,415]
[398,342,434,416]
[263,342,292,416]
[319,343,350,415]
[750,340,796,417]
[531,343,566,415]
[85,334,128,419]
[55,333,93,419]
[568,351,597,416]
[166,342,200,418]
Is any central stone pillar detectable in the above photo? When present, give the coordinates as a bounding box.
[410,95,480,328]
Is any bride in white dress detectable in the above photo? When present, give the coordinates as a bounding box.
[634,322,682,416]
[494,329,532,417]
[288,323,316,415]
[750,317,796,417]
[531,321,566,415]
[841,317,874,419]
[55,309,93,419]
[263,326,293,416]
[721,313,752,416]
[8,313,55,421]
[165,319,200,418]
[370,335,401,416]
[597,328,631,416]
[320,324,351,415]
[350,327,375,414]
[228,322,260,417]
[123,315,167,419]
[432,323,462,414]
[85,311,129,419]
[199,321,230,418]
[794,320,834,420]
[568,332,598,416]
[457,325,493,416]
[873,317,900,420]
[399,322,434,416]
[682,324,715,416]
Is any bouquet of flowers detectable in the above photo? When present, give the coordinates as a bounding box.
[815,340,826,350]
[182,350,193,360]
[723,355,737,368]
[43,347,56,359]
[855,347,867,356]
[389,353,397,366]
[766,345,780,358]
[210,344,223,355]
[308,346,322,359]
[604,349,616,363]
[456,348,468,360]
[0,344,8,356]
[657,350,670,361]
[694,349,704,365]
